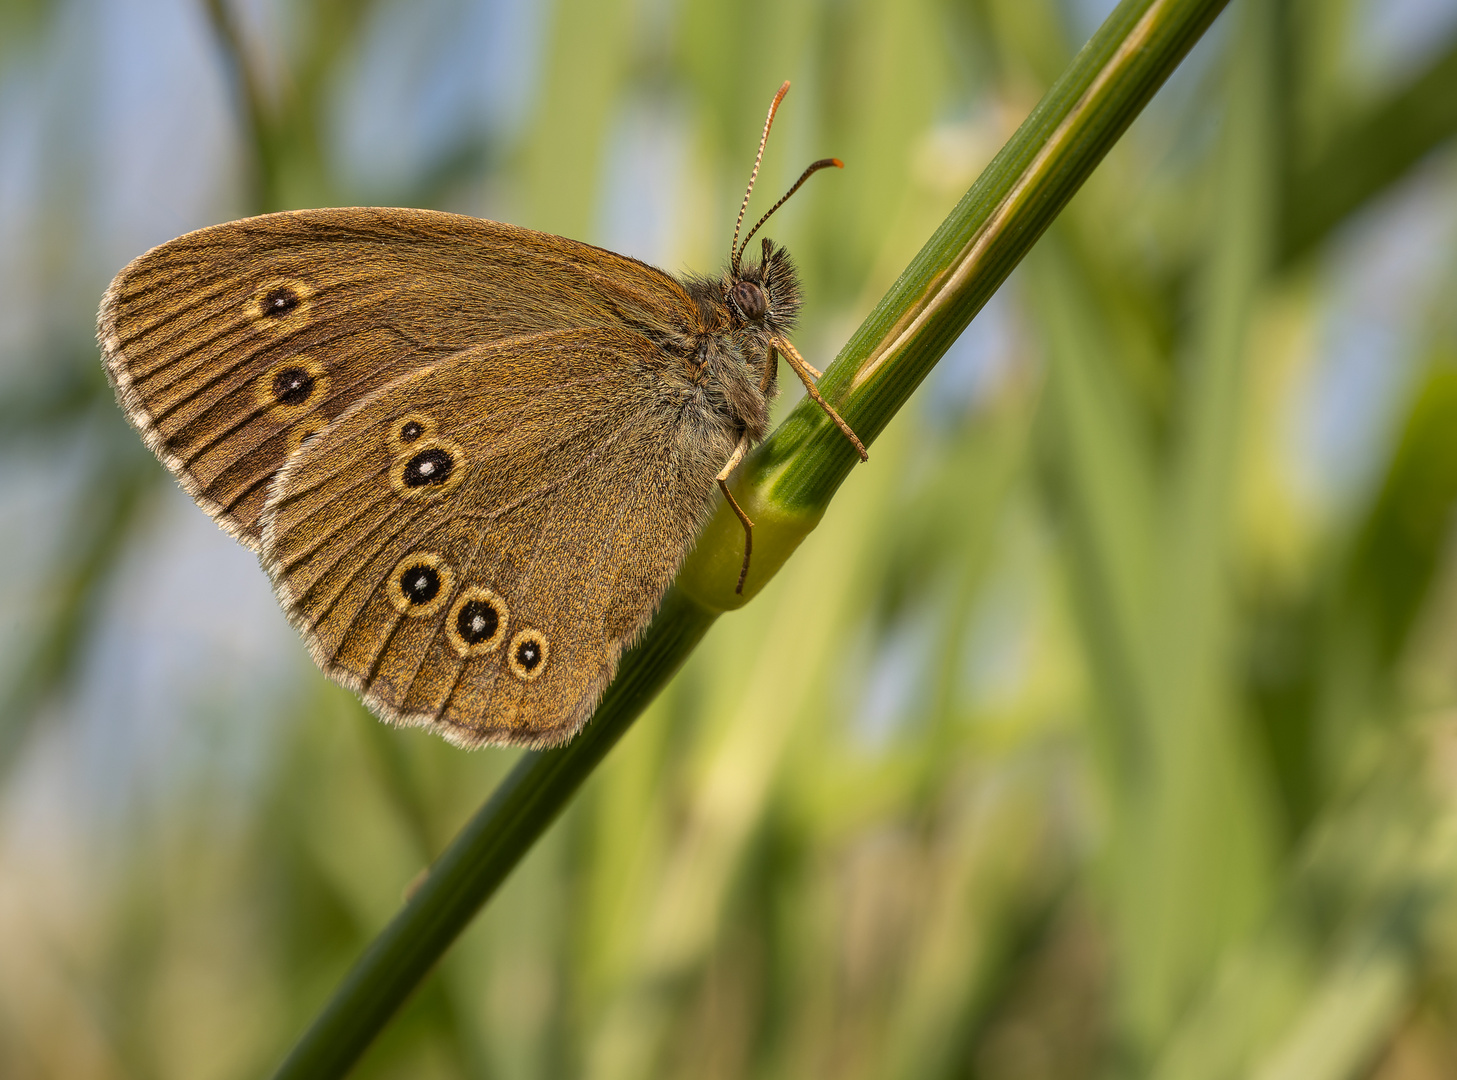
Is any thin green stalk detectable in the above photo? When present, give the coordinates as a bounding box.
[271,0,1230,1075]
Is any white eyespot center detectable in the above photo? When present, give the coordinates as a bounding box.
[386,552,453,617]
[506,629,547,679]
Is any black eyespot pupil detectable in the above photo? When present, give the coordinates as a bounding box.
[263,287,299,316]
[516,640,541,670]
[400,421,423,442]
[272,366,315,405]
[402,448,454,488]
[457,600,498,644]
[399,564,440,604]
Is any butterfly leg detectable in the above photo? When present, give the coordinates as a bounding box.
[717,434,754,594]
[762,342,824,389]
[773,337,868,461]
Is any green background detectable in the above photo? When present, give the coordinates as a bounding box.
[3,0,1457,1077]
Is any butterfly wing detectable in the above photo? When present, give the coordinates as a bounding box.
[259,326,733,748]
[98,207,701,549]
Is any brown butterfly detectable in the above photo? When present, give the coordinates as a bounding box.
[97,81,866,749]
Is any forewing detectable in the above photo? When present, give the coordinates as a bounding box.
[98,207,700,548]
[259,327,733,748]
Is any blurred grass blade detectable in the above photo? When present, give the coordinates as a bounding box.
[203,0,366,210]
[0,354,109,442]
[1120,0,1277,1047]
[1030,235,1160,786]
[1343,367,1457,667]
[1281,36,1457,263]
[271,0,1230,1075]
[1035,0,1278,1054]
[520,0,634,239]
[1249,939,1410,1080]
[0,452,154,773]
[1151,731,1453,1080]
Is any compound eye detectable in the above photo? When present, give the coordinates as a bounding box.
[731,280,768,321]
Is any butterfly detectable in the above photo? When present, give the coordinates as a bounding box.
[97,81,865,749]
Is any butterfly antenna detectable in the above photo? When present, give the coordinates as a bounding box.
[736,157,843,263]
[730,81,791,275]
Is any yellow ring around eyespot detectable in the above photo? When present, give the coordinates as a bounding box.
[390,436,466,500]
[245,277,314,330]
[386,552,455,618]
[447,587,510,657]
[508,629,549,681]
[256,356,330,420]
[389,412,438,454]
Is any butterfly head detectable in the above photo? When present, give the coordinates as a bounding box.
[727,238,801,331]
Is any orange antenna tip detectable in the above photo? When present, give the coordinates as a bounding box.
[735,157,844,261]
